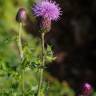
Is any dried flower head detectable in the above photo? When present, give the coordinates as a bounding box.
[16,8,27,23]
[32,0,61,21]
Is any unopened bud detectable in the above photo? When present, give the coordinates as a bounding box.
[81,83,93,96]
[16,8,27,23]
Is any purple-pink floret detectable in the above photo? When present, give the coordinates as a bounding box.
[32,0,61,20]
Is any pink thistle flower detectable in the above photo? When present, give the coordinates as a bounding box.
[32,0,61,21]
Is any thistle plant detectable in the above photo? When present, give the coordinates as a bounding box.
[16,8,27,96]
[1,0,96,96]
[32,0,61,96]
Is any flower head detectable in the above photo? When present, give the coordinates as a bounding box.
[32,0,61,21]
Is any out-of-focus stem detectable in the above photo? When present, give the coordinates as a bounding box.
[18,23,24,96]
[18,23,23,59]
[22,69,24,96]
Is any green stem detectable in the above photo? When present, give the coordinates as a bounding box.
[18,23,24,96]
[1,89,3,96]
[37,32,45,96]
[18,23,23,59]
[22,70,24,96]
